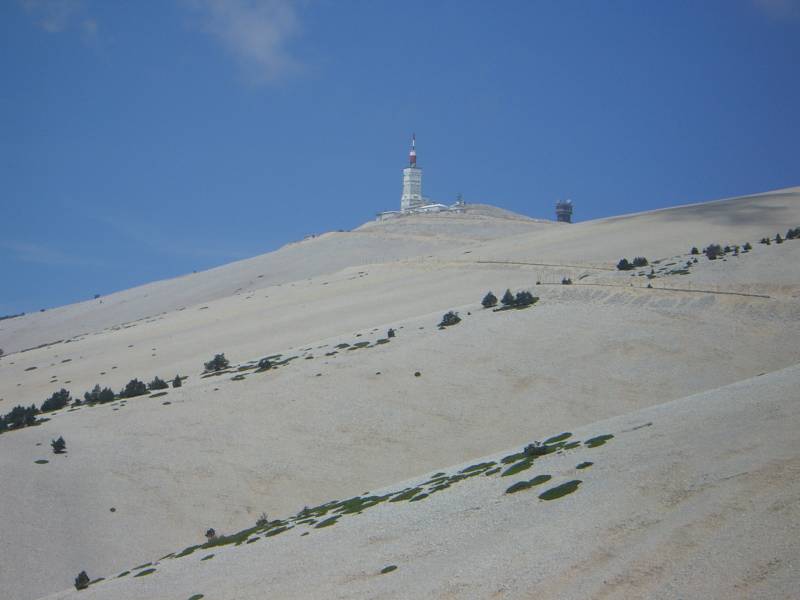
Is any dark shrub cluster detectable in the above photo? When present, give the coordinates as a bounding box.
[561,277,572,285]
[40,389,71,413]
[704,244,723,260]
[204,353,230,372]
[481,291,498,308]
[786,227,800,239]
[83,384,115,404]
[617,257,648,270]
[172,375,182,388]
[488,289,539,309]
[51,436,66,454]
[438,311,461,328]
[690,246,699,255]
[74,571,90,590]
[0,404,39,432]
[148,376,169,391]
[119,378,148,398]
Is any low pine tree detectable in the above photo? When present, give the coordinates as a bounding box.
[172,375,182,388]
[481,291,498,308]
[501,289,515,307]
[74,571,90,590]
[51,436,66,454]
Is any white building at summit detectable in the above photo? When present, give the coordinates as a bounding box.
[377,135,465,220]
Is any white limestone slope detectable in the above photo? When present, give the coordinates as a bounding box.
[1,185,799,599]
[42,364,800,600]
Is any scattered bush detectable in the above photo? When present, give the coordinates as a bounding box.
[632,256,648,267]
[205,528,217,541]
[256,512,269,527]
[786,227,800,239]
[387,328,396,338]
[41,389,71,413]
[616,258,632,271]
[148,376,169,391]
[561,277,572,285]
[119,378,148,398]
[705,244,723,260]
[257,358,272,371]
[74,571,90,590]
[690,246,699,255]
[775,233,783,244]
[51,436,66,454]
[3,404,39,429]
[84,384,115,404]
[499,289,514,307]
[514,291,538,307]
[481,291,498,308]
[523,442,550,457]
[760,237,771,245]
[204,354,230,372]
[743,242,752,251]
[438,311,461,328]
[172,375,182,388]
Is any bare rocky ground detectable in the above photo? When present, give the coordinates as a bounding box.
[1,186,798,599]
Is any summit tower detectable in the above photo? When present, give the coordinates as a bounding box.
[400,134,423,211]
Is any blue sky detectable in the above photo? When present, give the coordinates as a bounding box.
[1,0,798,314]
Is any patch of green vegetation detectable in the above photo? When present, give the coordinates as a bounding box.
[505,474,552,494]
[380,565,398,574]
[150,391,168,398]
[134,568,156,577]
[175,544,202,558]
[460,461,496,473]
[576,461,593,469]
[315,516,340,528]
[375,338,390,345]
[584,434,614,448]
[501,458,534,477]
[90,578,105,584]
[539,480,582,501]
[246,537,260,544]
[133,562,152,570]
[335,494,392,514]
[544,432,572,444]
[335,343,350,349]
[500,451,527,464]
[562,441,581,450]
[409,492,429,502]
[389,487,422,502]
[265,526,291,537]
[188,595,205,600]
[201,554,214,561]
[34,459,49,464]
[117,571,130,578]
[230,374,246,381]
[484,467,501,476]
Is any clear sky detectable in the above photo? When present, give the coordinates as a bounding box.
[1,0,798,315]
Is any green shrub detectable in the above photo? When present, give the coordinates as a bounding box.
[514,291,538,307]
[438,311,461,327]
[148,376,169,391]
[561,277,572,285]
[204,354,230,372]
[119,379,148,398]
[632,256,648,267]
[704,244,723,260]
[51,436,66,454]
[41,389,71,412]
[4,404,38,429]
[500,289,515,307]
[616,258,632,270]
[74,571,90,590]
[775,233,783,244]
[172,375,182,388]
[481,291,498,308]
[690,246,699,255]
[83,384,115,404]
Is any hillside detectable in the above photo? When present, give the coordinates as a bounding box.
[1,186,799,599]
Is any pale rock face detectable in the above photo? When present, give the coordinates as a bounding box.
[2,185,800,600]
